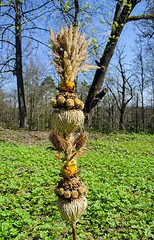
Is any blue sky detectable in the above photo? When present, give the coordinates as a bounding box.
[1,0,151,93]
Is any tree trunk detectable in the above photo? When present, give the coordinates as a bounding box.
[141,93,144,132]
[84,0,140,121]
[111,103,114,130]
[139,44,145,132]
[119,106,125,131]
[45,93,48,129]
[29,93,35,130]
[36,101,39,131]
[84,38,118,117]
[136,94,138,133]
[15,0,27,128]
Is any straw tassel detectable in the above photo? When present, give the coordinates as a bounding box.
[57,196,87,227]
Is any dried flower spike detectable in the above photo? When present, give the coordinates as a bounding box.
[74,132,87,151]
[49,24,99,92]
[49,131,67,152]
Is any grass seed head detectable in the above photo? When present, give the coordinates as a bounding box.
[49,24,99,92]
[74,132,87,151]
[49,131,67,152]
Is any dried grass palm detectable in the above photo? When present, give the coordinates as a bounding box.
[49,24,99,89]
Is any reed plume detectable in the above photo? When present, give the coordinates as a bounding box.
[49,24,99,91]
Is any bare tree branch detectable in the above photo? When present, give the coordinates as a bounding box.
[91,88,108,109]
[73,0,79,27]
[84,0,140,116]
[1,25,15,42]
[1,12,15,20]
[127,14,154,22]
[125,78,133,106]
[107,85,120,110]
[21,1,51,16]
[22,35,49,47]
[22,27,50,32]
[0,39,15,47]
[113,0,124,23]
[0,57,15,73]
[2,27,15,36]
[0,69,14,73]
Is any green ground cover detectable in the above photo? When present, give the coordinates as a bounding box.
[0,132,154,239]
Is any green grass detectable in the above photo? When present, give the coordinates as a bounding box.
[0,133,154,239]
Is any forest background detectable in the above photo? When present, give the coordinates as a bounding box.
[0,0,154,133]
[0,1,154,239]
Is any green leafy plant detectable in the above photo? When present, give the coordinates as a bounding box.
[0,132,153,239]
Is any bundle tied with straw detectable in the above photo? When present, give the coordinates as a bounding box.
[49,24,99,239]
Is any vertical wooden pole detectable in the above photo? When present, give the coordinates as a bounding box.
[73,224,77,240]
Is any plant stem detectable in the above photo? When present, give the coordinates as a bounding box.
[73,224,77,240]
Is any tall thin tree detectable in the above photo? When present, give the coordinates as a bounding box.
[84,0,154,122]
[0,0,52,127]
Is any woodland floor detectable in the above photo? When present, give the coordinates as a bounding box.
[0,129,153,240]
[0,128,105,146]
[0,128,49,147]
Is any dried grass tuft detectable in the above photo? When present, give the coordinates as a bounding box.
[49,131,67,152]
[49,24,99,86]
[51,110,84,136]
[74,132,87,151]
[57,196,87,227]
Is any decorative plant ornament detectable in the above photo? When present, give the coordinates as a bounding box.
[49,24,98,240]
[51,109,84,135]
[57,196,87,226]
[49,24,99,92]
